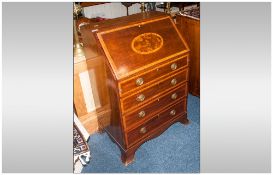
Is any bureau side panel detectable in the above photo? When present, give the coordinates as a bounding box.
[103,64,125,148]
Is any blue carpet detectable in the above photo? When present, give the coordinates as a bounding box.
[81,94,200,173]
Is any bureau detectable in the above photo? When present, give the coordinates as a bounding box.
[93,11,190,165]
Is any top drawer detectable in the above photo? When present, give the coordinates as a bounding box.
[119,55,188,96]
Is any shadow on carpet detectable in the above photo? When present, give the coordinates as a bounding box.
[81,94,200,173]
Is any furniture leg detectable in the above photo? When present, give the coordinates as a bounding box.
[121,149,136,166]
[179,115,190,125]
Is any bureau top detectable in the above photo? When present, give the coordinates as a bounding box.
[95,11,189,80]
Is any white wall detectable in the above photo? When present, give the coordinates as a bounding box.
[83,2,141,19]
[83,2,196,20]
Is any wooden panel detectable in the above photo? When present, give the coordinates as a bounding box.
[101,64,126,148]
[74,74,88,117]
[126,99,187,147]
[176,15,200,96]
[74,56,101,74]
[74,55,109,108]
[79,104,111,134]
[74,22,111,135]
[91,58,109,107]
[74,65,111,135]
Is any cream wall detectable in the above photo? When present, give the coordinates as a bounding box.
[83,2,142,19]
[83,2,184,19]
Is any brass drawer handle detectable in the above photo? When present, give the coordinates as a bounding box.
[139,127,147,134]
[138,111,146,118]
[171,78,177,85]
[136,94,145,102]
[136,77,144,86]
[170,109,176,116]
[171,93,178,100]
[171,63,178,70]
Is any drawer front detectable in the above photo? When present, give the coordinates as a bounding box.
[121,69,188,113]
[124,83,187,130]
[119,55,188,96]
[126,99,187,147]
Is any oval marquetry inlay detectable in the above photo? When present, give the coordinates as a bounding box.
[131,33,163,55]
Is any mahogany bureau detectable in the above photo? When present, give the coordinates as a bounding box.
[91,11,190,165]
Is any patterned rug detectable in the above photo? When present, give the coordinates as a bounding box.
[73,123,91,166]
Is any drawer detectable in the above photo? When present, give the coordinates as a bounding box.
[119,55,188,96]
[126,99,187,147]
[124,83,187,130]
[121,69,188,113]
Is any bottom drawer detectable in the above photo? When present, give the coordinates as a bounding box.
[126,99,187,147]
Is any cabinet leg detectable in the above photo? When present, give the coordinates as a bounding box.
[97,125,105,134]
[121,150,135,166]
[179,115,190,125]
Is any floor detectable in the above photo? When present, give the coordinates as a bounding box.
[81,94,200,173]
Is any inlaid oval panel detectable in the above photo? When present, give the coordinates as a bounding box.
[131,33,163,55]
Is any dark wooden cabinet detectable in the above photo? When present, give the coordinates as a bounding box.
[84,11,190,165]
[176,12,200,97]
